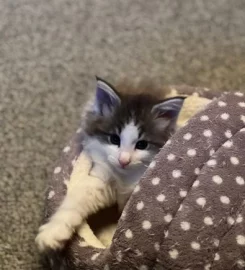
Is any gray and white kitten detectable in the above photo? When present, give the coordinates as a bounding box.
[83,78,185,210]
[35,78,185,251]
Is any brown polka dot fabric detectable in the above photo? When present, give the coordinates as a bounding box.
[43,88,245,270]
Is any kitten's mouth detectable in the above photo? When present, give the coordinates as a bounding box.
[108,155,143,171]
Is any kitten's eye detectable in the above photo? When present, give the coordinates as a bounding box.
[135,140,148,150]
[109,134,120,146]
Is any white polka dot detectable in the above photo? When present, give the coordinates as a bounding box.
[183,133,192,140]
[204,264,211,270]
[221,113,230,120]
[193,180,200,187]
[196,197,206,207]
[152,177,160,185]
[136,201,144,210]
[237,259,245,268]
[194,168,200,175]
[225,130,232,138]
[79,241,88,247]
[227,216,235,225]
[133,185,140,193]
[54,166,61,174]
[172,169,182,178]
[121,211,126,219]
[156,194,165,202]
[224,140,233,148]
[116,251,122,262]
[180,221,191,231]
[187,149,196,157]
[63,146,71,153]
[241,127,245,132]
[167,153,175,161]
[154,242,160,251]
[139,265,148,270]
[235,92,244,97]
[178,204,183,211]
[91,253,100,261]
[169,249,179,259]
[104,264,110,270]
[149,161,156,168]
[220,196,230,204]
[125,229,133,239]
[240,115,245,123]
[48,190,55,199]
[204,216,213,225]
[239,102,245,108]
[209,149,215,156]
[166,139,171,145]
[71,158,77,166]
[76,127,82,133]
[236,235,245,245]
[164,214,173,223]
[236,214,243,223]
[230,156,239,165]
[213,239,220,247]
[214,253,220,261]
[179,190,187,198]
[191,241,201,250]
[142,220,152,230]
[200,115,209,121]
[207,159,217,167]
[218,101,227,107]
[135,249,142,256]
[203,129,212,137]
[64,179,69,187]
[212,175,223,185]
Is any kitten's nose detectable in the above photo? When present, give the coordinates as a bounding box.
[118,152,131,168]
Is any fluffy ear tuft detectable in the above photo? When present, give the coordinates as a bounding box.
[93,77,121,116]
[151,97,186,120]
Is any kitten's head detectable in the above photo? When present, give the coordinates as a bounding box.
[84,78,185,175]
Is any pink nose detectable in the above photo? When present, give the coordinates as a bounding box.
[118,152,131,168]
[119,159,131,168]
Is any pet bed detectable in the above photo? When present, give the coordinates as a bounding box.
[42,86,245,270]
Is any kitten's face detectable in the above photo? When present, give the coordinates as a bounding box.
[96,120,159,173]
[84,78,185,177]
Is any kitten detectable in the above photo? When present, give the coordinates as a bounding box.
[83,78,185,210]
[35,78,185,251]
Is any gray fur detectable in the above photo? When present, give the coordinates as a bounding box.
[82,78,185,209]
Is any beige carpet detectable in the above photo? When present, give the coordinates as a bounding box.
[1,0,245,269]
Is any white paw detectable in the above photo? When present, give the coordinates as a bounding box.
[35,220,73,251]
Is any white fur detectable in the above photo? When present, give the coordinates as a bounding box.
[37,94,157,251]
[83,120,153,211]
[35,153,116,251]
[35,82,184,251]
[120,121,139,148]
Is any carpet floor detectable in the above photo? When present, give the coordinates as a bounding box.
[1,0,245,269]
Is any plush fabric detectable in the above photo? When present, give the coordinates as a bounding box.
[43,87,245,269]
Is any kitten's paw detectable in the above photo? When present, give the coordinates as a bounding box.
[35,220,73,251]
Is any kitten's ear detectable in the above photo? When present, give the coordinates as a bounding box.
[93,77,121,116]
[152,97,186,120]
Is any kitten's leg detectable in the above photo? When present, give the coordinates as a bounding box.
[35,153,116,251]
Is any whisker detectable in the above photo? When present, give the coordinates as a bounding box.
[131,160,143,165]
[108,155,117,163]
